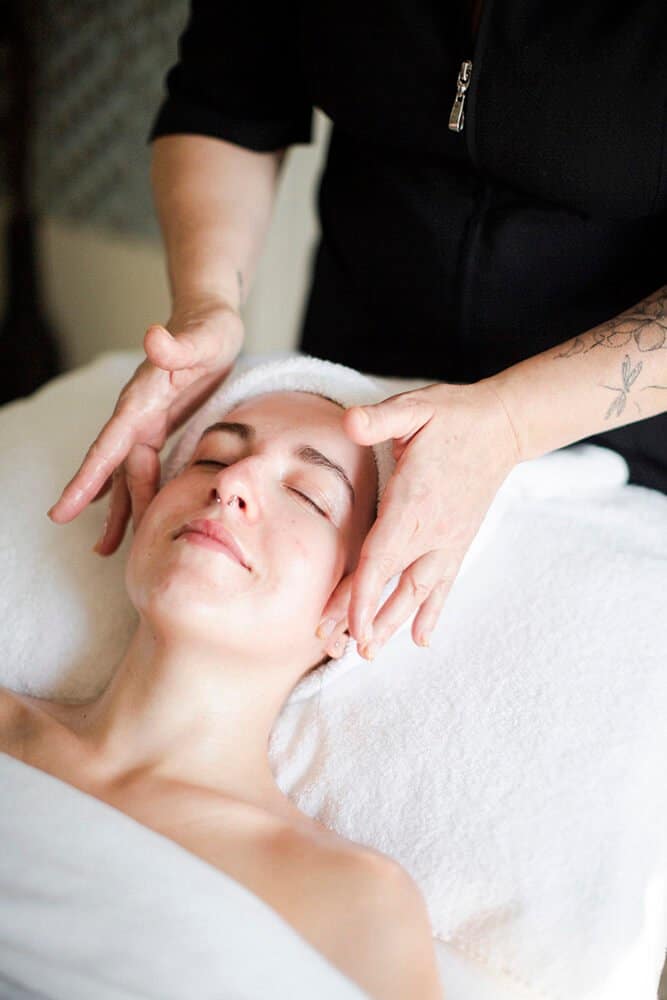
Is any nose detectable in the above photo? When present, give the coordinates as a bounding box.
[209,460,261,520]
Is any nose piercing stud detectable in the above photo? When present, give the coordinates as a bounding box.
[212,487,241,506]
[213,488,240,506]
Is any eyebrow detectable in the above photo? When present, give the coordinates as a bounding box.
[197,421,356,507]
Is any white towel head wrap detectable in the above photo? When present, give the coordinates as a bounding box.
[160,353,397,511]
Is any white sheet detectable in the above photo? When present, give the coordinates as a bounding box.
[0,752,369,1000]
[0,749,544,1000]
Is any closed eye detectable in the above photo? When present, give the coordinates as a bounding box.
[193,459,329,517]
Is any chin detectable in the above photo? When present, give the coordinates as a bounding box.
[129,571,241,633]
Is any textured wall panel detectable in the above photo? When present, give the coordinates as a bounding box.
[2,0,188,237]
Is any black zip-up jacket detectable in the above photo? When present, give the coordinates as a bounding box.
[148,1,667,493]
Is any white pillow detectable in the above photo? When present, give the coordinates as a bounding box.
[2,350,666,1000]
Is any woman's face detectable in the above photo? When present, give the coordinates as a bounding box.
[125,390,378,666]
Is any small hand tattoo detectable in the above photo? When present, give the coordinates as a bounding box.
[236,268,244,306]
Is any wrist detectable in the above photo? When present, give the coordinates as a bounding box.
[169,289,242,323]
[170,261,245,318]
[476,377,524,466]
[479,357,569,463]
[477,367,546,464]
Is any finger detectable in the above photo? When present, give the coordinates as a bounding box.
[92,468,132,557]
[143,324,197,371]
[48,413,139,524]
[411,576,453,648]
[366,550,444,655]
[346,497,424,643]
[346,550,401,645]
[324,620,350,660]
[146,319,242,399]
[90,476,112,504]
[316,571,354,640]
[343,393,434,448]
[125,443,161,531]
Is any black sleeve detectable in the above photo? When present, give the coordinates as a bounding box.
[147,1,314,151]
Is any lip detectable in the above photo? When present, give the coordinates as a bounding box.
[174,519,251,571]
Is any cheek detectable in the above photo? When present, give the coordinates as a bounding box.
[124,494,176,599]
[272,517,346,603]
[125,520,158,604]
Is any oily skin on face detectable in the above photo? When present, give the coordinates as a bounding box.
[56,390,377,810]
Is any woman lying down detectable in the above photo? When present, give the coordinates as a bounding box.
[0,355,442,1000]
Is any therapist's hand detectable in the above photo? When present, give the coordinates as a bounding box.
[46,297,244,555]
[317,380,521,659]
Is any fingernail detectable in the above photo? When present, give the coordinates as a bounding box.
[316,618,337,640]
[363,641,378,660]
[417,631,431,647]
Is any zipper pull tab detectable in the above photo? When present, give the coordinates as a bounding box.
[448,60,473,132]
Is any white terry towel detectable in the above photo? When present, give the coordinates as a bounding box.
[0,752,369,1000]
[268,441,667,999]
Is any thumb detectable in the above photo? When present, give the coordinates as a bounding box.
[144,324,197,371]
[344,395,433,446]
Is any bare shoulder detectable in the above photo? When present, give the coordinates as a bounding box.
[348,853,443,1000]
[273,828,442,999]
[0,686,33,753]
[0,686,70,762]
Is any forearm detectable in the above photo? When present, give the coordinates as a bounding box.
[483,285,667,462]
[150,134,287,314]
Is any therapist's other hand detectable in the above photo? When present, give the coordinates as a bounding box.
[47,297,244,555]
[317,381,521,658]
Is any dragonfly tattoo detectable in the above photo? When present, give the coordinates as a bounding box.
[599,355,643,419]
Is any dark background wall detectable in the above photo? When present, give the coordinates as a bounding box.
[1,0,188,239]
[0,0,324,395]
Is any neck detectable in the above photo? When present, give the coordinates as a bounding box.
[70,617,297,816]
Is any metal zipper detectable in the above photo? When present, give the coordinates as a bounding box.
[448,59,473,132]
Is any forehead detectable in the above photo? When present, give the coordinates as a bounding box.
[221,389,364,470]
[226,389,344,424]
[221,391,357,456]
